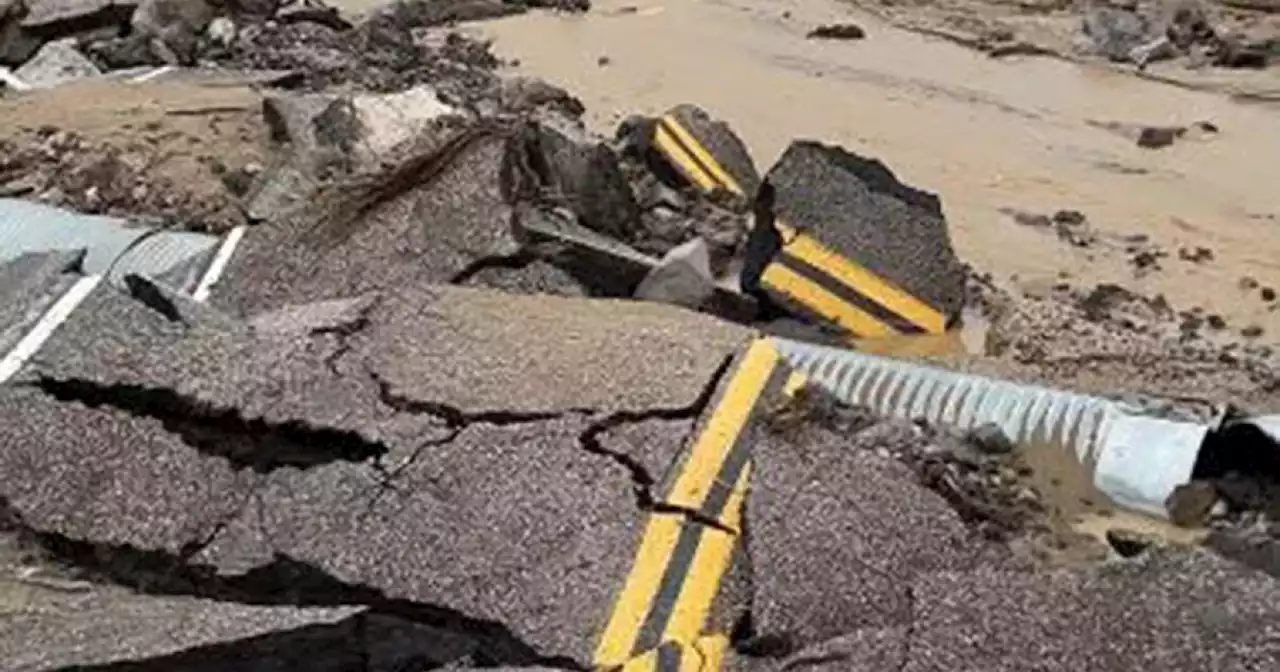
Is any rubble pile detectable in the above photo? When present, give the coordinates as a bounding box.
[3,1,1280,670]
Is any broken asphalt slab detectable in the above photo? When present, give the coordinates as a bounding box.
[0,279,755,668]
[743,141,967,340]
[220,117,656,314]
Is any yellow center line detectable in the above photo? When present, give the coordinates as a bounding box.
[664,339,778,514]
[661,466,751,643]
[595,513,685,667]
[653,124,718,193]
[659,115,745,196]
[760,263,893,339]
[774,222,946,334]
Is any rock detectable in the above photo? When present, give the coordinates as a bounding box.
[276,0,350,31]
[205,15,235,48]
[13,38,99,88]
[1166,481,1219,527]
[633,237,717,310]
[1081,7,1153,63]
[130,0,217,65]
[1105,528,1160,558]
[507,121,642,242]
[1136,126,1180,149]
[79,33,161,69]
[807,23,865,40]
[966,423,1015,455]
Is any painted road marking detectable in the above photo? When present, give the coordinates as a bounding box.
[595,339,790,669]
[650,115,948,336]
[0,275,103,384]
[619,635,730,672]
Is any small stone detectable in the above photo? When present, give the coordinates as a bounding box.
[1106,528,1159,558]
[807,23,866,40]
[966,422,1015,455]
[1242,325,1264,339]
[1136,127,1181,149]
[1262,287,1276,302]
[1240,276,1260,291]
[597,55,610,66]
[1166,481,1219,527]
[1207,314,1227,330]
[1210,499,1229,519]
[206,16,236,48]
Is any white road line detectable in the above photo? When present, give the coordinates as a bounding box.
[191,225,247,303]
[0,275,103,383]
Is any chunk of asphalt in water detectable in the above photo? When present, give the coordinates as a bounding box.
[744,141,967,329]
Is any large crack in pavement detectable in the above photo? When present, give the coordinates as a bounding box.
[31,377,390,472]
[3,498,576,670]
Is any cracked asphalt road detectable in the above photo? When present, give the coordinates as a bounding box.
[3,106,1280,669]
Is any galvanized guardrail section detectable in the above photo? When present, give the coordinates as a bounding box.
[771,337,1211,517]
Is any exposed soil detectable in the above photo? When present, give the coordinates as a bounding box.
[0,81,268,232]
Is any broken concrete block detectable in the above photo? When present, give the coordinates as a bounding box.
[506,120,642,242]
[13,38,99,88]
[740,142,966,342]
[633,236,717,310]
[639,103,760,208]
[217,123,538,313]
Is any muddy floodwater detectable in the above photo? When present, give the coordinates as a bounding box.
[469,0,1280,338]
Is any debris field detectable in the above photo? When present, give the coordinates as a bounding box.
[2,1,1280,671]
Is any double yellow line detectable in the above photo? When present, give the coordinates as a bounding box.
[594,339,800,671]
[651,113,948,339]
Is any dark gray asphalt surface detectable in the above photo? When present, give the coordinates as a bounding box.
[763,141,968,320]
[213,123,540,316]
[745,417,1013,655]
[0,279,750,670]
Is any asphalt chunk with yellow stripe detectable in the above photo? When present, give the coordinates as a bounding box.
[648,110,964,341]
[647,104,760,207]
[594,338,799,670]
[748,142,966,337]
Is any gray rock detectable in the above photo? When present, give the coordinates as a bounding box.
[205,15,234,48]
[1081,7,1154,62]
[130,0,217,65]
[13,38,99,88]
[634,237,716,310]
[507,120,642,242]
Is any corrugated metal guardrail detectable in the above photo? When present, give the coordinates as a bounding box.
[771,337,1215,518]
